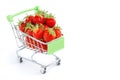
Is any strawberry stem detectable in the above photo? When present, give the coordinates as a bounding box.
[54,25,62,30]
[25,23,34,31]
[48,28,56,36]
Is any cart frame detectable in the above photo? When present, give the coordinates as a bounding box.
[7,6,64,74]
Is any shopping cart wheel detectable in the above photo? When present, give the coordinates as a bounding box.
[56,60,61,65]
[40,67,46,74]
[19,57,23,63]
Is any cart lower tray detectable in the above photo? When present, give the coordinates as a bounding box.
[16,46,61,74]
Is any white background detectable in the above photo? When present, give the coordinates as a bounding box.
[0,0,120,80]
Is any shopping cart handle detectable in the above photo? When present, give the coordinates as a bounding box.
[7,6,40,22]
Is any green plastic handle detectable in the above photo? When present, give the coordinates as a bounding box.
[7,6,40,22]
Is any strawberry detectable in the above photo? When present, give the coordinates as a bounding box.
[25,23,33,36]
[32,14,44,25]
[25,28,33,36]
[25,15,34,23]
[45,13,56,28]
[19,22,26,32]
[43,28,56,42]
[54,26,62,38]
[33,24,44,40]
[45,18,56,28]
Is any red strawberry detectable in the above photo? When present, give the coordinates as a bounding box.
[43,28,56,42]
[45,18,56,28]
[19,22,26,32]
[25,29,33,36]
[32,14,44,25]
[25,23,34,36]
[25,15,34,23]
[54,26,62,38]
[45,14,56,28]
[33,24,44,40]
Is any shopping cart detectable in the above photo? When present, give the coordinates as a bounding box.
[7,6,64,74]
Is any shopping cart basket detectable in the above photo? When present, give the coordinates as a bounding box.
[7,6,64,74]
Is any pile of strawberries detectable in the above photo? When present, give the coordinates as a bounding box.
[18,10,62,51]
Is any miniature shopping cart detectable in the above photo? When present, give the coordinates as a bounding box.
[7,6,64,74]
